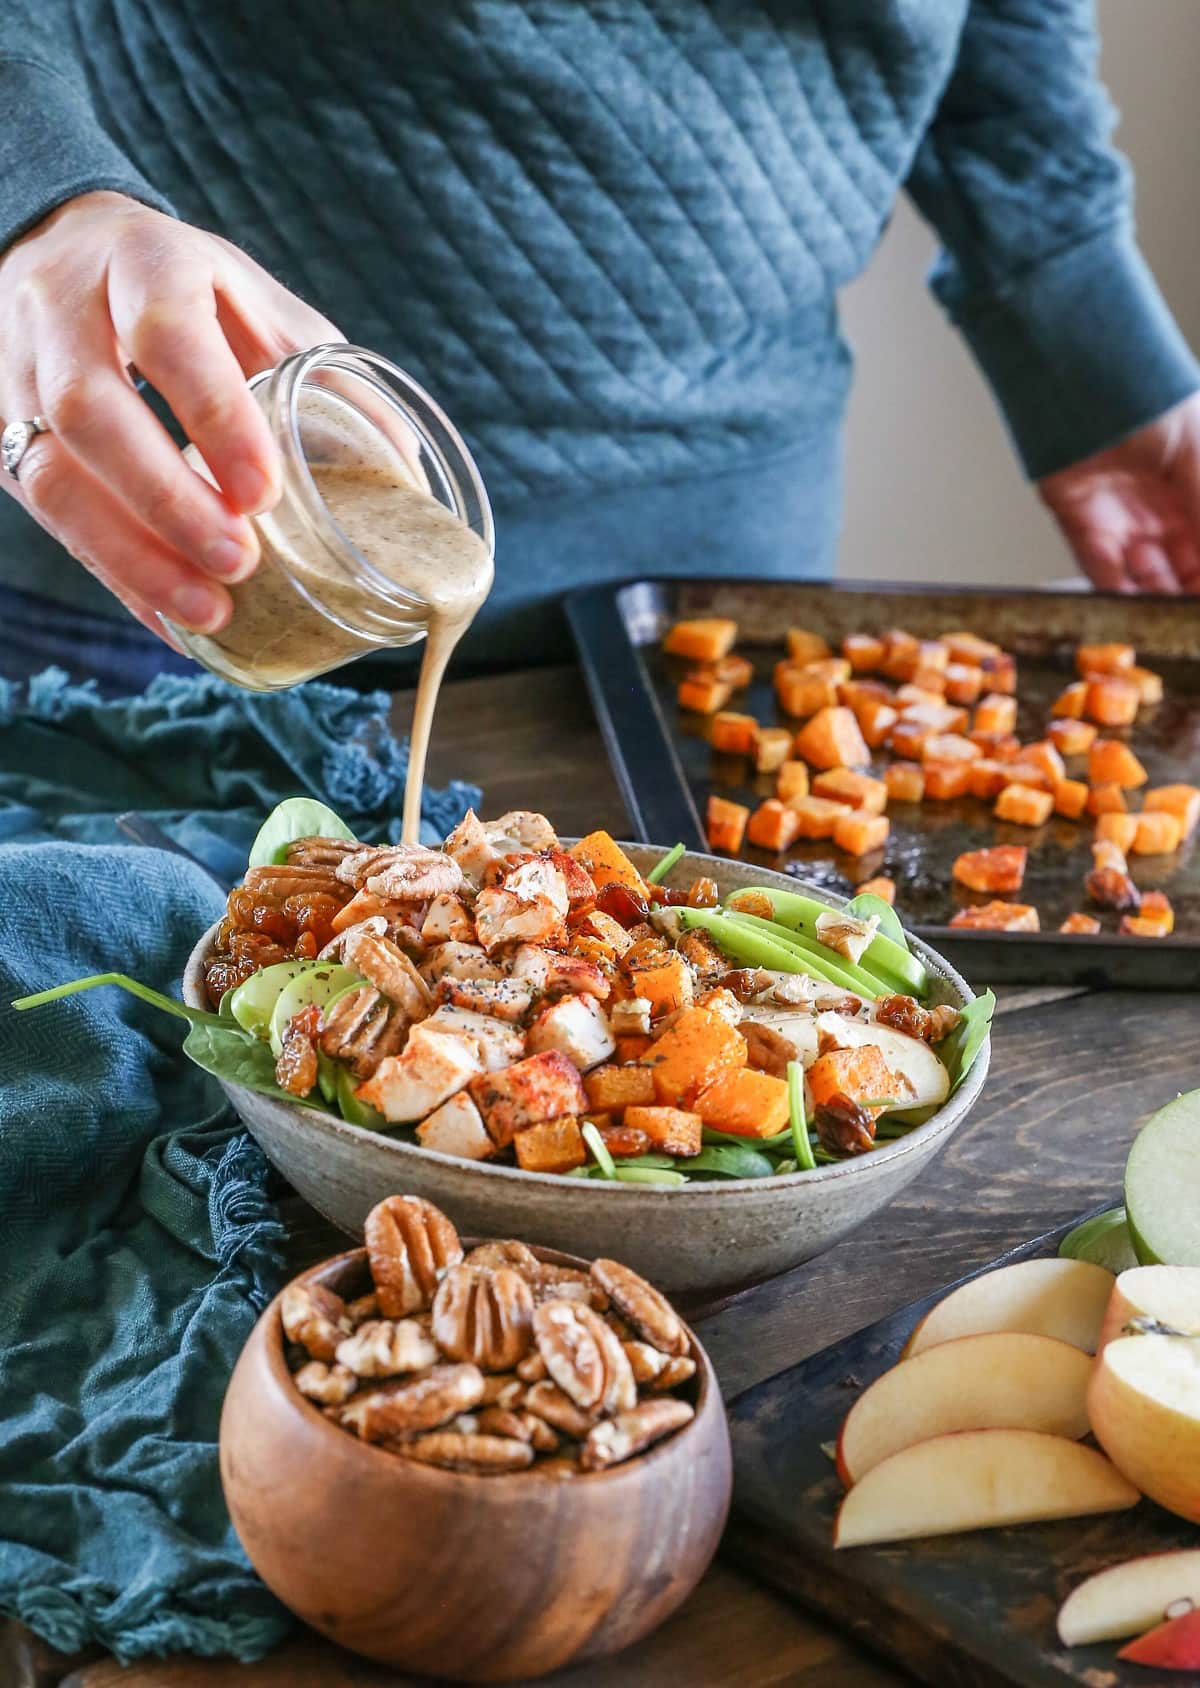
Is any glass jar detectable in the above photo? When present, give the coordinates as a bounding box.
[170,345,495,690]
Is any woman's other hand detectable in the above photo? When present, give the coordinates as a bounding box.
[1039,393,1200,595]
[0,191,340,639]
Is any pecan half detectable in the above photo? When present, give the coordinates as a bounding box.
[528,1262,607,1309]
[280,1281,352,1363]
[345,1292,380,1327]
[464,1240,540,1274]
[516,1351,548,1384]
[294,1361,357,1406]
[339,1363,484,1442]
[319,985,409,1080]
[476,1406,560,1453]
[533,1299,635,1413]
[337,843,464,902]
[479,1372,525,1408]
[740,1019,798,1080]
[925,1004,961,1043]
[814,1093,877,1156]
[531,1455,580,1481]
[590,1258,689,1357]
[522,1380,600,1439]
[622,1340,669,1385]
[285,836,361,870]
[432,1264,535,1372]
[365,1195,463,1317]
[580,1398,695,1471]
[399,1431,533,1474]
[243,862,346,899]
[335,1319,439,1378]
[647,1356,697,1392]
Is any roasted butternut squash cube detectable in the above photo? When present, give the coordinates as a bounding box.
[1132,810,1183,855]
[952,846,1027,894]
[842,633,885,672]
[677,674,734,715]
[753,726,793,772]
[622,1105,702,1157]
[884,761,925,803]
[634,954,695,1019]
[1052,680,1088,719]
[1053,778,1089,820]
[941,630,1003,665]
[775,760,810,803]
[705,795,749,854]
[1088,739,1148,789]
[949,901,1040,932]
[856,875,896,905]
[1144,784,1200,839]
[514,1117,587,1175]
[785,627,832,666]
[1127,664,1164,705]
[921,732,980,764]
[1095,811,1138,853]
[583,1063,658,1113]
[969,731,1022,762]
[808,1045,897,1118]
[973,692,1017,736]
[994,783,1053,826]
[833,809,890,856]
[968,759,1011,801]
[1124,890,1174,935]
[614,1034,653,1064]
[879,629,920,679]
[979,651,1017,694]
[1120,914,1171,939]
[1087,782,1128,818]
[899,701,970,735]
[895,684,945,710]
[570,832,646,897]
[910,664,950,695]
[852,696,899,749]
[1059,912,1102,935]
[888,720,931,760]
[1022,741,1067,785]
[943,663,984,705]
[694,1067,791,1138]
[812,768,888,814]
[663,617,738,663]
[923,760,972,801]
[1085,677,1140,726]
[1077,642,1135,677]
[710,711,759,755]
[642,1006,747,1108]
[776,667,838,718]
[746,799,802,853]
[1046,718,1097,757]
[790,795,852,839]
[794,706,870,769]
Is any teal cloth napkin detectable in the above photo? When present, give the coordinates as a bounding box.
[0,670,478,1663]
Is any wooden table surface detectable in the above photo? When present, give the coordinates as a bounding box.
[10,665,1198,1688]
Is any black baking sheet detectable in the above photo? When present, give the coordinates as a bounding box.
[566,577,1200,987]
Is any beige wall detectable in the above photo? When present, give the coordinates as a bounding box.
[836,0,1200,588]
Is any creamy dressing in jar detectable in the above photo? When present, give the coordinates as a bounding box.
[172,348,494,843]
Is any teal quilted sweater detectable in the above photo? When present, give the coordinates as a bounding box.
[0,2,1196,662]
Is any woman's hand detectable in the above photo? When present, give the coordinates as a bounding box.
[0,191,340,639]
[1039,393,1200,595]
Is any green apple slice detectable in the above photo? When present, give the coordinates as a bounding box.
[1126,1091,1200,1266]
[268,962,362,1057]
[1060,1208,1140,1274]
[229,959,323,1037]
[336,1063,387,1130]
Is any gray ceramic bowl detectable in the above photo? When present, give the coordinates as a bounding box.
[183,847,988,1293]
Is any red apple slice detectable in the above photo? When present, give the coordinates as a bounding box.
[837,1332,1091,1486]
[1119,1607,1200,1670]
[833,1428,1138,1549]
[1089,1330,1200,1524]
[902,1258,1113,1358]
[1058,1550,1200,1646]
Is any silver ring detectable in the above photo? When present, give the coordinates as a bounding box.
[2,415,50,479]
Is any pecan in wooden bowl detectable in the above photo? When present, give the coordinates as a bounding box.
[219,1196,731,1681]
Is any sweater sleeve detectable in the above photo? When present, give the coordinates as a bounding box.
[905,0,1199,480]
[0,31,173,255]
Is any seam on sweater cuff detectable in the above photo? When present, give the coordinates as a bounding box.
[0,59,174,255]
[943,224,1200,480]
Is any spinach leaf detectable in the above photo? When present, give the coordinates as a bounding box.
[183,1019,333,1112]
[247,797,356,869]
[940,988,996,1095]
[13,972,226,1029]
[687,1144,777,1179]
[843,891,908,952]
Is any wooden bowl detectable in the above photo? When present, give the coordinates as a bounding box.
[220,1243,732,1681]
[187,846,989,1293]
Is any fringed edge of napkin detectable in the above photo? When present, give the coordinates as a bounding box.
[0,1132,293,1664]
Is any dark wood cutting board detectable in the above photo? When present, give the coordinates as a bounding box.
[723,1216,1199,1688]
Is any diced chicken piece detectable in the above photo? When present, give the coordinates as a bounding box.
[814,910,879,965]
[546,851,597,909]
[433,975,535,1023]
[320,983,409,1079]
[341,927,432,1021]
[331,889,411,936]
[511,945,609,1000]
[474,889,567,954]
[356,1023,484,1122]
[483,810,559,853]
[610,996,652,1037]
[469,1051,589,1148]
[416,1092,497,1161]
[336,842,463,901]
[575,909,635,958]
[420,943,507,986]
[502,857,570,916]
[420,894,475,946]
[422,1004,526,1071]
[526,994,615,1072]
[444,809,504,889]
